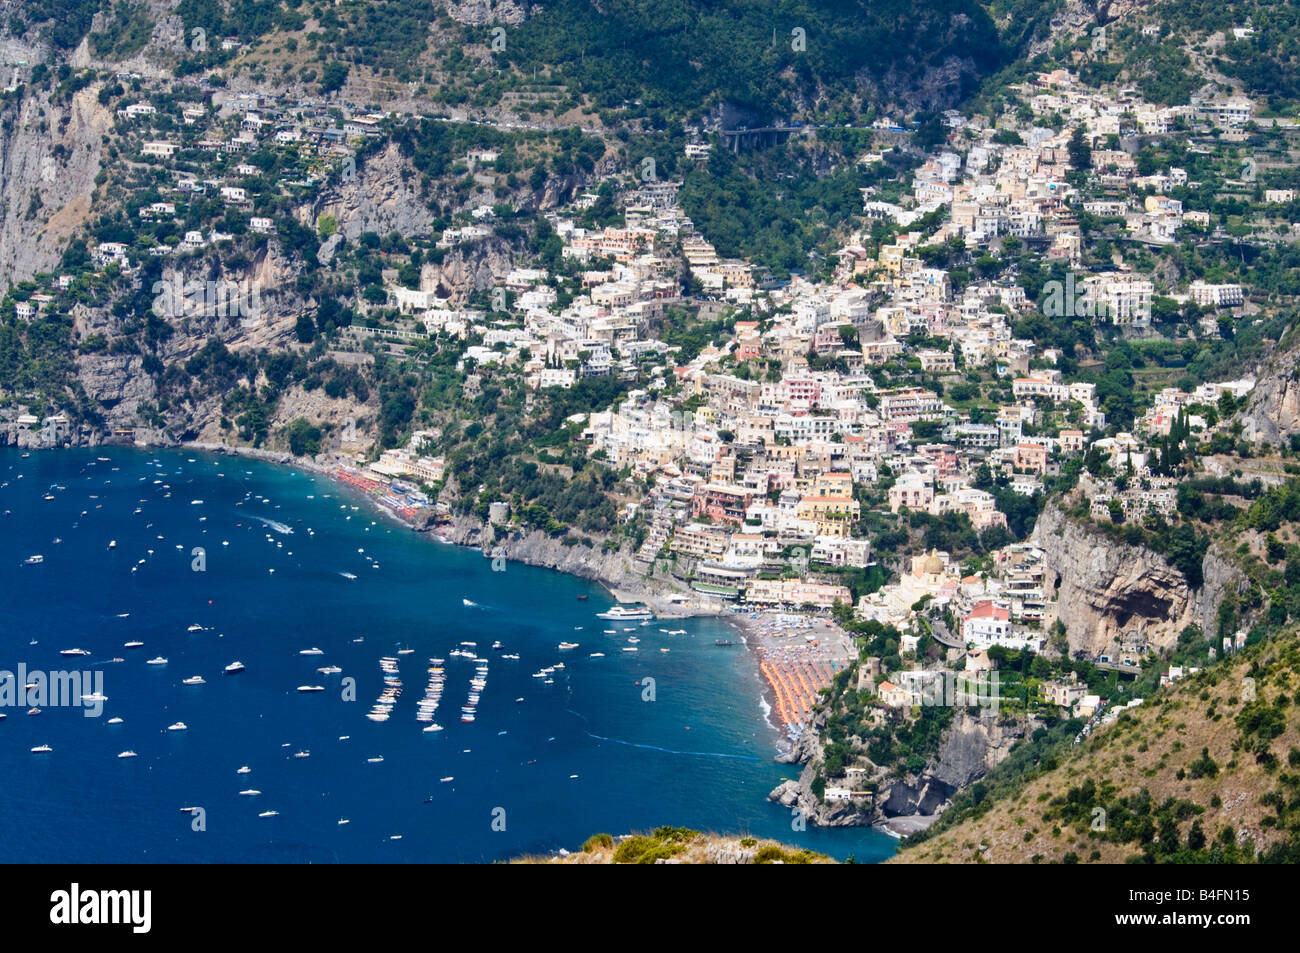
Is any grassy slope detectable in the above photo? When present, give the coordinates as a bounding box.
[891,630,1300,864]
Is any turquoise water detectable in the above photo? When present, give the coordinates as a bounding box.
[0,447,896,862]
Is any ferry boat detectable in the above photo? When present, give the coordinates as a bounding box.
[596,605,653,621]
[224,661,245,674]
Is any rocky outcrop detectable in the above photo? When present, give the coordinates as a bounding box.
[443,0,533,26]
[448,515,724,617]
[314,143,438,243]
[1242,335,1300,445]
[0,82,110,283]
[1032,503,1247,656]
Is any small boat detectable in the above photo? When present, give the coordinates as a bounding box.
[182,676,205,685]
[715,639,735,646]
[298,647,324,656]
[440,776,454,783]
[124,641,144,649]
[108,540,117,549]
[462,599,477,607]
[59,648,91,657]
[622,647,638,653]
[239,789,261,796]
[23,555,44,566]
[237,766,251,774]
[26,707,40,716]
[589,652,605,657]
[118,751,137,759]
[293,751,310,759]
[167,722,187,731]
[258,811,278,818]
[224,661,245,674]
[423,723,444,732]
[30,745,52,754]
[338,819,350,825]
[558,641,579,650]
[146,656,168,665]
[187,624,204,632]
[180,807,200,814]
[297,685,324,693]
[317,665,342,675]
[107,717,123,724]
[576,594,588,601]
[366,756,384,763]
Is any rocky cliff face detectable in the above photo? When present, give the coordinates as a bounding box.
[1242,335,1300,445]
[314,143,439,244]
[1033,503,1246,655]
[0,82,110,284]
[769,708,1028,829]
[443,0,534,26]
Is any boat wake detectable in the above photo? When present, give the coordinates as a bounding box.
[249,514,294,535]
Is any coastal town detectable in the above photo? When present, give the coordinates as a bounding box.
[5,8,1300,848]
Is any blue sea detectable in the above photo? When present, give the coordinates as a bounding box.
[0,447,896,863]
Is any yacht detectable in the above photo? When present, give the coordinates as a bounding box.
[146,656,168,665]
[224,661,245,674]
[558,641,579,650]
[186,624,204,632]
[124,641,144,649]
[30,745,52,754]
[107,717,123,724]
[118,751,137,759]
[23,555,44,565]
[423,723,444,732]
[236,766,251,774]
[293,751,310,759]
[258,811,279,818]
[298,647,324,656]
[317,665,343,675]
[595,605,653,621]
[440,776,454,783]
[60,648,91,657]
[167,722,187,731]
[366,756,384,763]
[182,676,205,685]
[297,685,324,693]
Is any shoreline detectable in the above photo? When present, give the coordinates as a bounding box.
[21,439,853,767]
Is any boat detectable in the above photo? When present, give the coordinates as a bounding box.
[59,648,90,657]
[146,656,167,665]
[118,751,137,759]
[108,540,116,549]
[366,756,384,763]
[589,652,605,657]
[576,594,588,601]
[558,641,579,650]
[298,647,324,656]
[317,665,342,675]
[293,750,310,759]
[462,599,477,607]
[30,745,52,754]
[239,790,261,796]
[224,661,245,674]
[236,766,251,774]
[440,776,454,783]
[124,641,144,649]
[107,717,123,724]
[596,604,653,621]
[622,646,639,652]
[423,723,444,732]
[182,676,205,685]
[715,639,735,646]
[186,624,204,632]
[297,685,324,693]
[167,722,187,731]
[258,811,278,818]
[492,641,504,650]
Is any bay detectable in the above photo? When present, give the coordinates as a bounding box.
[0,447,895,863]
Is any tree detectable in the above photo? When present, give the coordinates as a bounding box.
[1067,125,1091,171]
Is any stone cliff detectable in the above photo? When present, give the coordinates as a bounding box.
[1032,503,1246,656]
